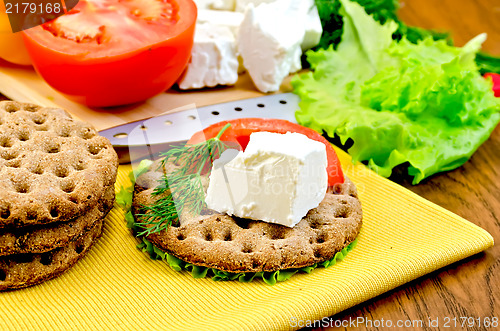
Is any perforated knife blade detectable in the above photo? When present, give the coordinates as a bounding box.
[99,93,300,164]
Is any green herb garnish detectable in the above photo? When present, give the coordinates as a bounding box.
[135,123,232,236]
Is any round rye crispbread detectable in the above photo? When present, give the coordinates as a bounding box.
[0,218,104,291]
[132,160,362,273]
[0,101,118,228]
[0,185,114,256]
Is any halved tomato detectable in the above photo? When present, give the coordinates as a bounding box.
[188,118,345,186]
[22,0,196,107]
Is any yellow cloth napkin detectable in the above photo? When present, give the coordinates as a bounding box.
[0,148,493,331]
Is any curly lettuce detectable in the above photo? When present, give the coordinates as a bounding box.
[293,0,500,184]
[313,0,499,74]
[138,237,357,286]
[313,0,450,52]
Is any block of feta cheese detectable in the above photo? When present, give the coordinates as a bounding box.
[193,0,215,9]
[197,9,244,38]
[235,0,321,51]
[302,2,323,51]
[193,0,236,12]
[177,23,239,90]
[210,0,235,10]
[205,132,328,228]
[234,0,275,12]
[197,9,246,74]
[237,0,310,92]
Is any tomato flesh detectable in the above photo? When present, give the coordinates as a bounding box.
[22,0,196,107]
[485,73,500,97]
[188,118,345,186]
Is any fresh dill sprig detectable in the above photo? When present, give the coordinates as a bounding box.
[135,123,232,236]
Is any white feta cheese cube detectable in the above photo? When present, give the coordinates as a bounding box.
[237,0,309,92]
[193,0,236,11]
[210,0,236,10]
[178,23,239,89]
[193,0,215,9]
[234,0,275,12]
[205,132,328,227]
[197,9,244,38]
[302,3,323,51]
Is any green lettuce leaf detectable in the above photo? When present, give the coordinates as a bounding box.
[313,0,452,53]
[476,52,500,75]
[115,186,133,210]
[117,159,155,231]
[141,237,357,286]
[314,0,500,78]
[293,0,500,184]
[134,225,357,285]
[116,159,153,210]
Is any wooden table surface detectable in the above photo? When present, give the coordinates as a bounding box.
[0,0,499,329]
[330,0,500,329]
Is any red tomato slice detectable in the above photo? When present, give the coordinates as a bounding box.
[22,0,196,107]
[484,73,500,97]
[188,118,345,186]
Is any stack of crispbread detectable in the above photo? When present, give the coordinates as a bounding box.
[0,101,118,291]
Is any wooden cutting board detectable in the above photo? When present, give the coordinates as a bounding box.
[0,59,295,131]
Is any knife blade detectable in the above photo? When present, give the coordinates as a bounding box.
[99,93,300,164]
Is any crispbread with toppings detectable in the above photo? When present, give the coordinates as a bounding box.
[132,160,362,273]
